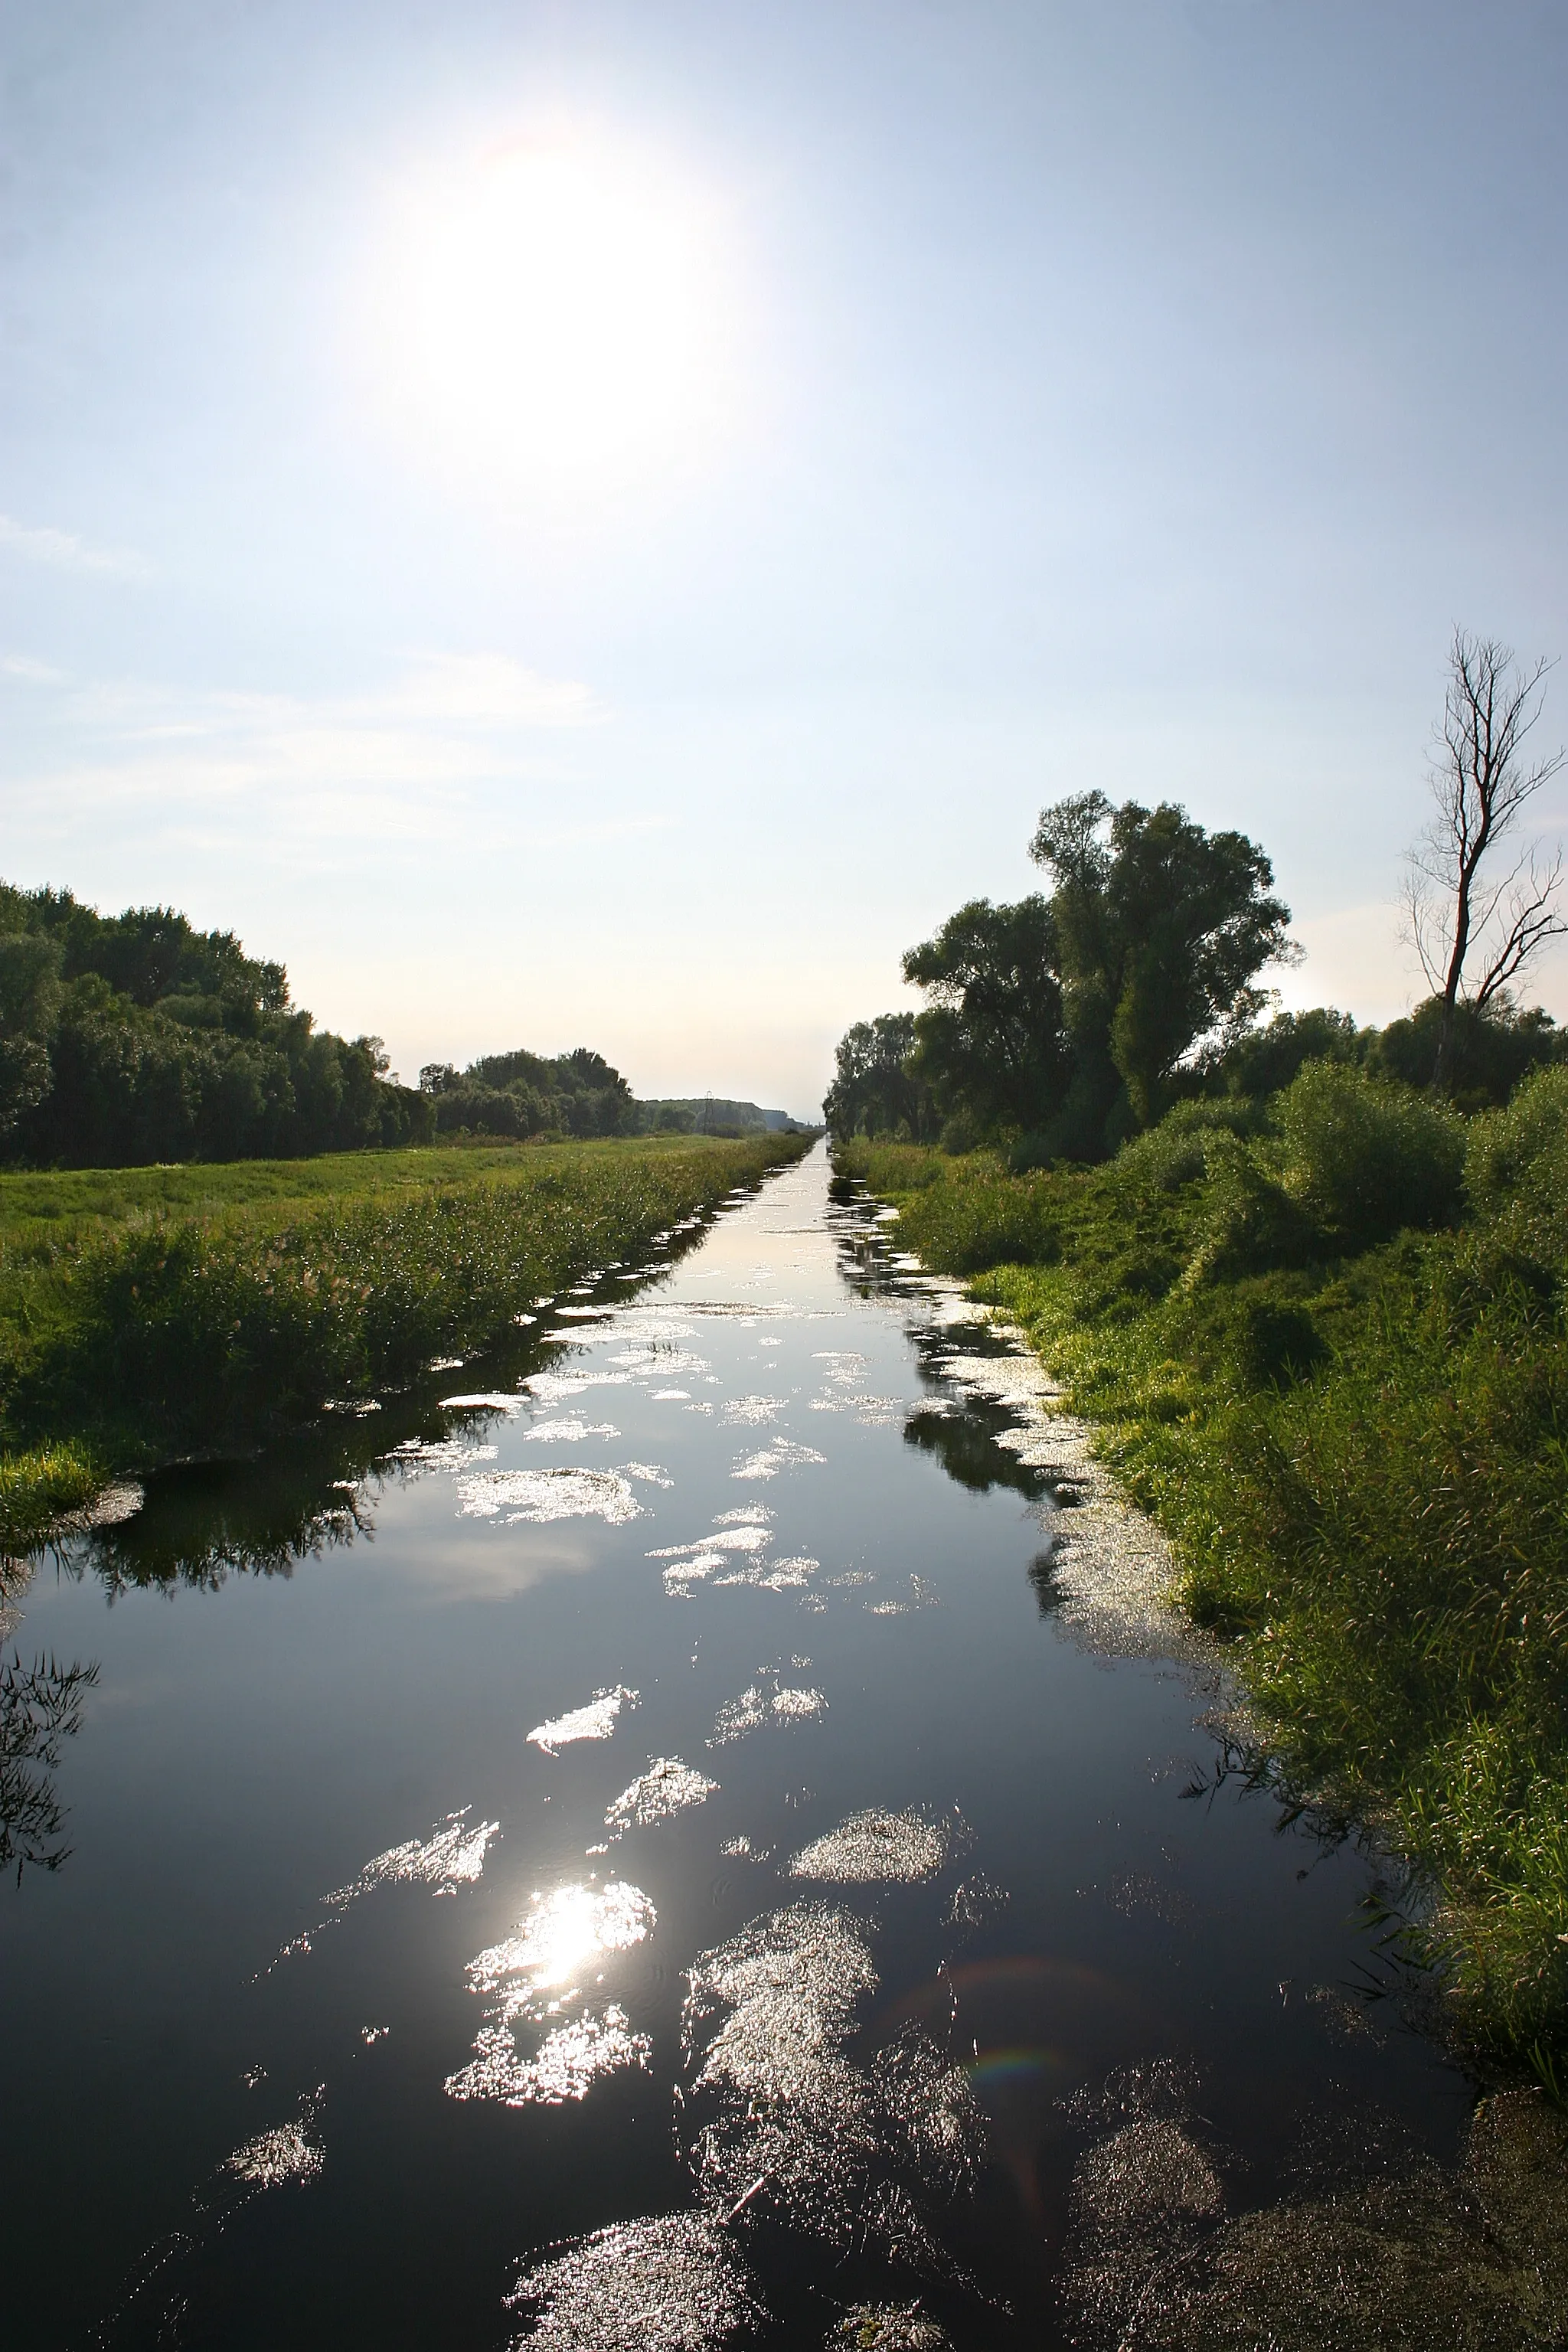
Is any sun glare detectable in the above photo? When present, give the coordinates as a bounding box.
[371,129,734,498]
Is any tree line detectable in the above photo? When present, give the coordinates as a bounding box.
[828,636,1568,1157]
[0,885,665,1168]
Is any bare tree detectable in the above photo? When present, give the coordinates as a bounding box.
[1402,629,1567,1086]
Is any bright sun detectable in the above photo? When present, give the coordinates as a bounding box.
[371,129,733,497]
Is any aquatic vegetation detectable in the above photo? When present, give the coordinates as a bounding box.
[680,1903,983,2267]
[789,1808,956,1886]
[506,2211,763,2352]
[1060,2065,1568,2350]
[730,1439,826,1480]
[828,2306,949,2352]
[224,2110,325,2190]
[456,1468,644,1525]
[325,1809,499,1904]
[446,2004,652,2108]
[605,1758,718,1833]
[708,1673,827,1746]
[528,1687,639,1754]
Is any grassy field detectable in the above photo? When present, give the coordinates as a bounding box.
[0,1132,812,1553]
[839,1067,1568,2073]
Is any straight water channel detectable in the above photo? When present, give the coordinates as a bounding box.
[3,1145,1475,2350]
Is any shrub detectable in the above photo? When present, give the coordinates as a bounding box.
[1277,1062,1465,1247]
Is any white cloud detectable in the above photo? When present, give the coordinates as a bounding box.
[0,514,149,580]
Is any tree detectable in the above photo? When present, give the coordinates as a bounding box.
[900,896,1071,1136]
[1402,630,1567,1089]
[1030,792,1293,1133]
[822,1014,936,1140]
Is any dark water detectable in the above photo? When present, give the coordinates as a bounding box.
[2,1146,1473,2350]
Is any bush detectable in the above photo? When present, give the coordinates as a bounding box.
[1277,1062,1465,1247]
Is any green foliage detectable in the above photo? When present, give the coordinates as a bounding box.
[900,896,1070,1135]
[1031,790,1292,1132]
[830,794,1292,1158]
[0,880,431,1166]
[822,1014,939,1142]
[419,1043,638,1139]
[1276,1062,1466,1246]
[0,1135,809,1495]
[841,1085,1568,2065]
[1366,995,1568,1108]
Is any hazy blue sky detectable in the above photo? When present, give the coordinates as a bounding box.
[4,1,1567,1112]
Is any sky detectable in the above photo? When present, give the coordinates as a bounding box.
[4,0,1568,1117]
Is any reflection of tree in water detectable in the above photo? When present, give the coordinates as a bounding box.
[2,1650,100,1880]
[82,1439,382,1594]
[903,1404,1052,1502]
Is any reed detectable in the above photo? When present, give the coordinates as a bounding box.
[0,1133,811,1552]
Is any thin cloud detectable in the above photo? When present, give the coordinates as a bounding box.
[2,649,618,854]
[1,653,67,683]
[0,513,149,580]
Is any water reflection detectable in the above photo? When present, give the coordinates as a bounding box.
[0,1646,100,1878]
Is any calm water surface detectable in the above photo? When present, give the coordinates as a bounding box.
[3,1146,1471,2348]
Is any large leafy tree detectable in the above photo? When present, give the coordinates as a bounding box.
[900,896,1070,1135]
[822,1013,936,1141]
[1030,792,1292,1130]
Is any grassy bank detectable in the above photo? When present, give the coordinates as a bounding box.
[0,1133,812,1553]
[838,1067,1568,2069]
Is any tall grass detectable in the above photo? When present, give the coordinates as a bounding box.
[0,1134,810,1552]
[840,1068,1568,2066]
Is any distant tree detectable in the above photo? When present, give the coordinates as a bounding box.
[900,897,1070,1137]
[1401,630,1567,1089]
[1031,792,1294,1135]
[823,1014,936,1140]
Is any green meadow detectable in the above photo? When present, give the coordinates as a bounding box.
[0,1132,812,1553]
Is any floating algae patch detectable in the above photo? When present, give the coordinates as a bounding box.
[828,2305,949,2351]
[730,1439,827,1481]
[662,1550,727,1596]
[648,1526,771,1559]
[523,1419,621,1444]
[456,1468,644,1525]
[710,1674,828,1746]
[271,1808,502,1962]
[224,2096,325,2190]
[605,1759,718,1834]
[389,1437,498,1473]
[528,1687,639,1755]
[446,2004,652,2108]
[720,1395,786,1426]
[524,1370,637,1403]
[715,1505,775,1526]
[680,1906,982,2269]
[1060,2074,1568,2352]
[466,1880,655,2002]
[507,2210,762,2352]
[789,1808,958,1886]
[439,1392,526,1413]
[714,1554,821,1594]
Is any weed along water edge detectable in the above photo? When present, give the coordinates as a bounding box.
[4,1144,1553,2349]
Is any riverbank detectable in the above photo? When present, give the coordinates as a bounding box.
[838,1067,1568,2073]
[0,1132,812,1553]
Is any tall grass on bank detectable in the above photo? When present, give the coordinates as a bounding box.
[839,1067,1568,2066]
[0,1134,811,1553]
